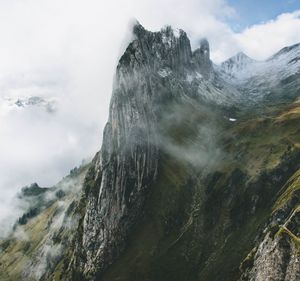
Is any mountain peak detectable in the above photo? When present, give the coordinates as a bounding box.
[220,51,255,78]
[199,38,210,59]
[267,42,300,61]
[191,38,212,79]
[131,22,186,42]
[132,20,147,37]
[224,51,254,64]
[119,24,215,78]
[200,38,209,50]
[236,51,251,59]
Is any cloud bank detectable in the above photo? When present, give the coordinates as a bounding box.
[0,0,300,225]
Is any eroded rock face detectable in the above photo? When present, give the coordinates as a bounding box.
[240,168,300,281]
[240,230,300,281]
[67,23,232,280]
[65,23,300,281]
[241,234,292,281]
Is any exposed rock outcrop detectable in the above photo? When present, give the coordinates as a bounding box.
[240,168,300,281]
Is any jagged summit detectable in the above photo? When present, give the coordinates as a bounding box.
[132,20,145,34]
[117,22,227,92]
[132,21,186,39]
[199,38,210,59]
[116,23,243,106]
[193,38,212,79]
[118,23,192,73]
[131,22,187,44]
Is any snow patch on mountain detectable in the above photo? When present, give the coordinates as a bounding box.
[1,95,58,114]
[219,52,256,80]
[219,43,300,85]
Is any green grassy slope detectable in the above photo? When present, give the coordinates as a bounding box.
[1,97,299,281]
[0,164,90,281]
[99,97,300,281]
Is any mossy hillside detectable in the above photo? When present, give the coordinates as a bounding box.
[273,168,300,211]
[98,97,300,281]
[0,163,90,281]
[0,201,65,281]
[224,104,300,177]
[1,95,299,280]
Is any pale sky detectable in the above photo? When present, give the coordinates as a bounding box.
[1,0,300,229]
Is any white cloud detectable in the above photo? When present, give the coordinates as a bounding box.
[234,10,300,60]
[0,0,300,228]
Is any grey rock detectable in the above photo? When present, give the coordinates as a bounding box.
[66,23,241,280]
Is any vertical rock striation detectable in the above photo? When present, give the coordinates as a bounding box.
[67,22,224,280]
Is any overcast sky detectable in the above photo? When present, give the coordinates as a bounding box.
[1,0,300,227]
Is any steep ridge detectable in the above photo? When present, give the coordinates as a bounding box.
[218,43,300,105]
[239,168,300,281]
[97,97,300,281]
[239,98,300,281]
[66,23,240,280]
[0,23,300,281]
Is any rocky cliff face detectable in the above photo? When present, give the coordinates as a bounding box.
[1,23,300,281]
[239,159,300,281]
[67,23,239,280]
[65,24,300,281]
